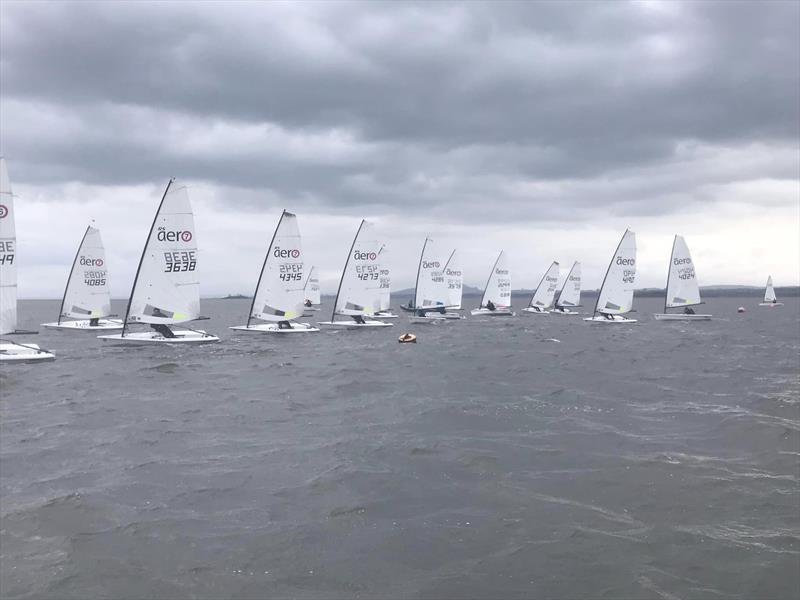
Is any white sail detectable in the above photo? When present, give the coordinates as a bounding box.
[665,235,702,309]
[60,226,112,320]
[248,211,305,323]
[444,250,463,309]
[764,276,777,303]
[557,261,581,308]
[528,261,560,309]
[480,251,511,308]
[304,266,321,306]
[126,180,201,326]
[414,239,448,310]
[0,158,17,335]
[333,220,383,317]
[378,247,391,311]
[595,230,636,315]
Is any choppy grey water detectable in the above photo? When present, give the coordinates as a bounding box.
[1,295,798,599]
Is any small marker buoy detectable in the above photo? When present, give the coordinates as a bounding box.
[398,333,417,343]
[737,307,746,313]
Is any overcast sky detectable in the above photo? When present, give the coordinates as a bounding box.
[1,0,798,297]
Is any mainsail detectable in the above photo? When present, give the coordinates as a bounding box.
[124,180,201,331]
[378,247,391,311]
[0,158,17,335]
[480,251,511,308]
[556,261,581,308]
[595,230,636,315]
[304,266,321,306]
[332,220,383,319]
[59,226,112,323]
[414,238,448,310]
[444,250,463,309]
[528,261,560,310]
[665,235,702,310]
[764,276,777,303]
[247,210,306,325]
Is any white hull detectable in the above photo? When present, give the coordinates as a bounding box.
[583,315,637,324]
[759,302,784,307]
[551,308,581,316]
[653,313,712,321]
[317,320,393,329]
[0,342,56,362]
[408,315,446,324]
[98,329,220,344]
[229,322,319,333]
[41,319,123,331]
[470,308,515,316]
[374,312,399,319]
[522,307,550,315]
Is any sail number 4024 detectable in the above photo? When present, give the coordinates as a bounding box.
[164,251,196,272]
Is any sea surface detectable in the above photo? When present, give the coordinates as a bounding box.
[1,296,798,599]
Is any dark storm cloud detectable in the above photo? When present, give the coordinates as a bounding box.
[1,0,798,221]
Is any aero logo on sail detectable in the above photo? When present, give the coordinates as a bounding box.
[0,205,8,218]
[274,246,301,259]
[616,256,635,266]
[157,228,193,243]
[673,258,692,265]
[79,256,104,267]
[354,250,378,261]
[423,261,440,269]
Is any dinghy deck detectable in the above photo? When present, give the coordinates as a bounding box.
[42,319,123,331]
[0,342,56,362]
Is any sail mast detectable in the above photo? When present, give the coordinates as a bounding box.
[594,229,628,317]
[58,225,91,325]
[121,179,173,337]
[413,238,429,311]
[246,210,287,328]
[664,235,677,314]
[480,251,503,308]
[330,219,365,322]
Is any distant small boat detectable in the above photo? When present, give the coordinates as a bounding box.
[98,179,219,344]
[317,220,393,329]
[302,266,321,314]
[654,235,712,321]
[522,261,559,314]
[409,238,461,323]
[471,251,514,316]
[759,276,784,307]
[230,210,318,334]
[42,225,123,331]
[551,261,582,315]
[584,230,638,324]
[0,158,55,362]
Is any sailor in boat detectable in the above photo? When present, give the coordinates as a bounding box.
[304,299,312,308]
[89,318,99,327]
[684,306,695,315]
[486,300,496,311]
[150,308,176,338]
[406,300,414,309]
[278,320,292,330]
[604,312,614,320]
[353,315,366,325]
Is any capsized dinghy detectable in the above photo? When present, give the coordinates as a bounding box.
[654,235,711,321]
[471,251,514,316]
[98,179,219,344]
[522,261,559,314]
[759,276,784,307]
[584,230,638,324]
[42,225,123,331]
[230,210,319,333]
[0,158,55,361]
[551,261,582,315]
[318,220,393,329]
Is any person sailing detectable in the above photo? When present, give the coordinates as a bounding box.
[150,307,176,338]
[304,299,312,308]
[486,300,496,312]
[89,318,99,327]
[684,306,695,315]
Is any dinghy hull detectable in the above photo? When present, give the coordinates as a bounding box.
[373,312,399,319]
[551,308,581,316]
[653,313,712,321]
[317,320,393,329]
[522,307,550,315]
[583,315,637,323]
[98,330,220,344]
[759,302,784,307]
[470,308,515,316]
[41,319,123,331]
[229,323,319,333]
[0,342,56,362]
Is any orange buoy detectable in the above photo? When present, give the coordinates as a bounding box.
[398,333,417,343]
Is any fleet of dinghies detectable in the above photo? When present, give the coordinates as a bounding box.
[1,157,790,361]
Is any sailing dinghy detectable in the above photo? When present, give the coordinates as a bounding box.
[317,220,393,329]
[584,230,638,323]
[231,210,318,333]
[98,180,219,344]
[374,246,398,318]
[409,239,462,323]
[42,225,122,330]
[759,276,783,307]
[654,235,711,321]
[522,261,560,314]
[471,251,514,316]
[552,261,582,315]
[302,266,321,315]
[0,158,55,362]
[444,250,464,310]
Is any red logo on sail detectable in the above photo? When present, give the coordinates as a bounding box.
[180,231,193,242]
